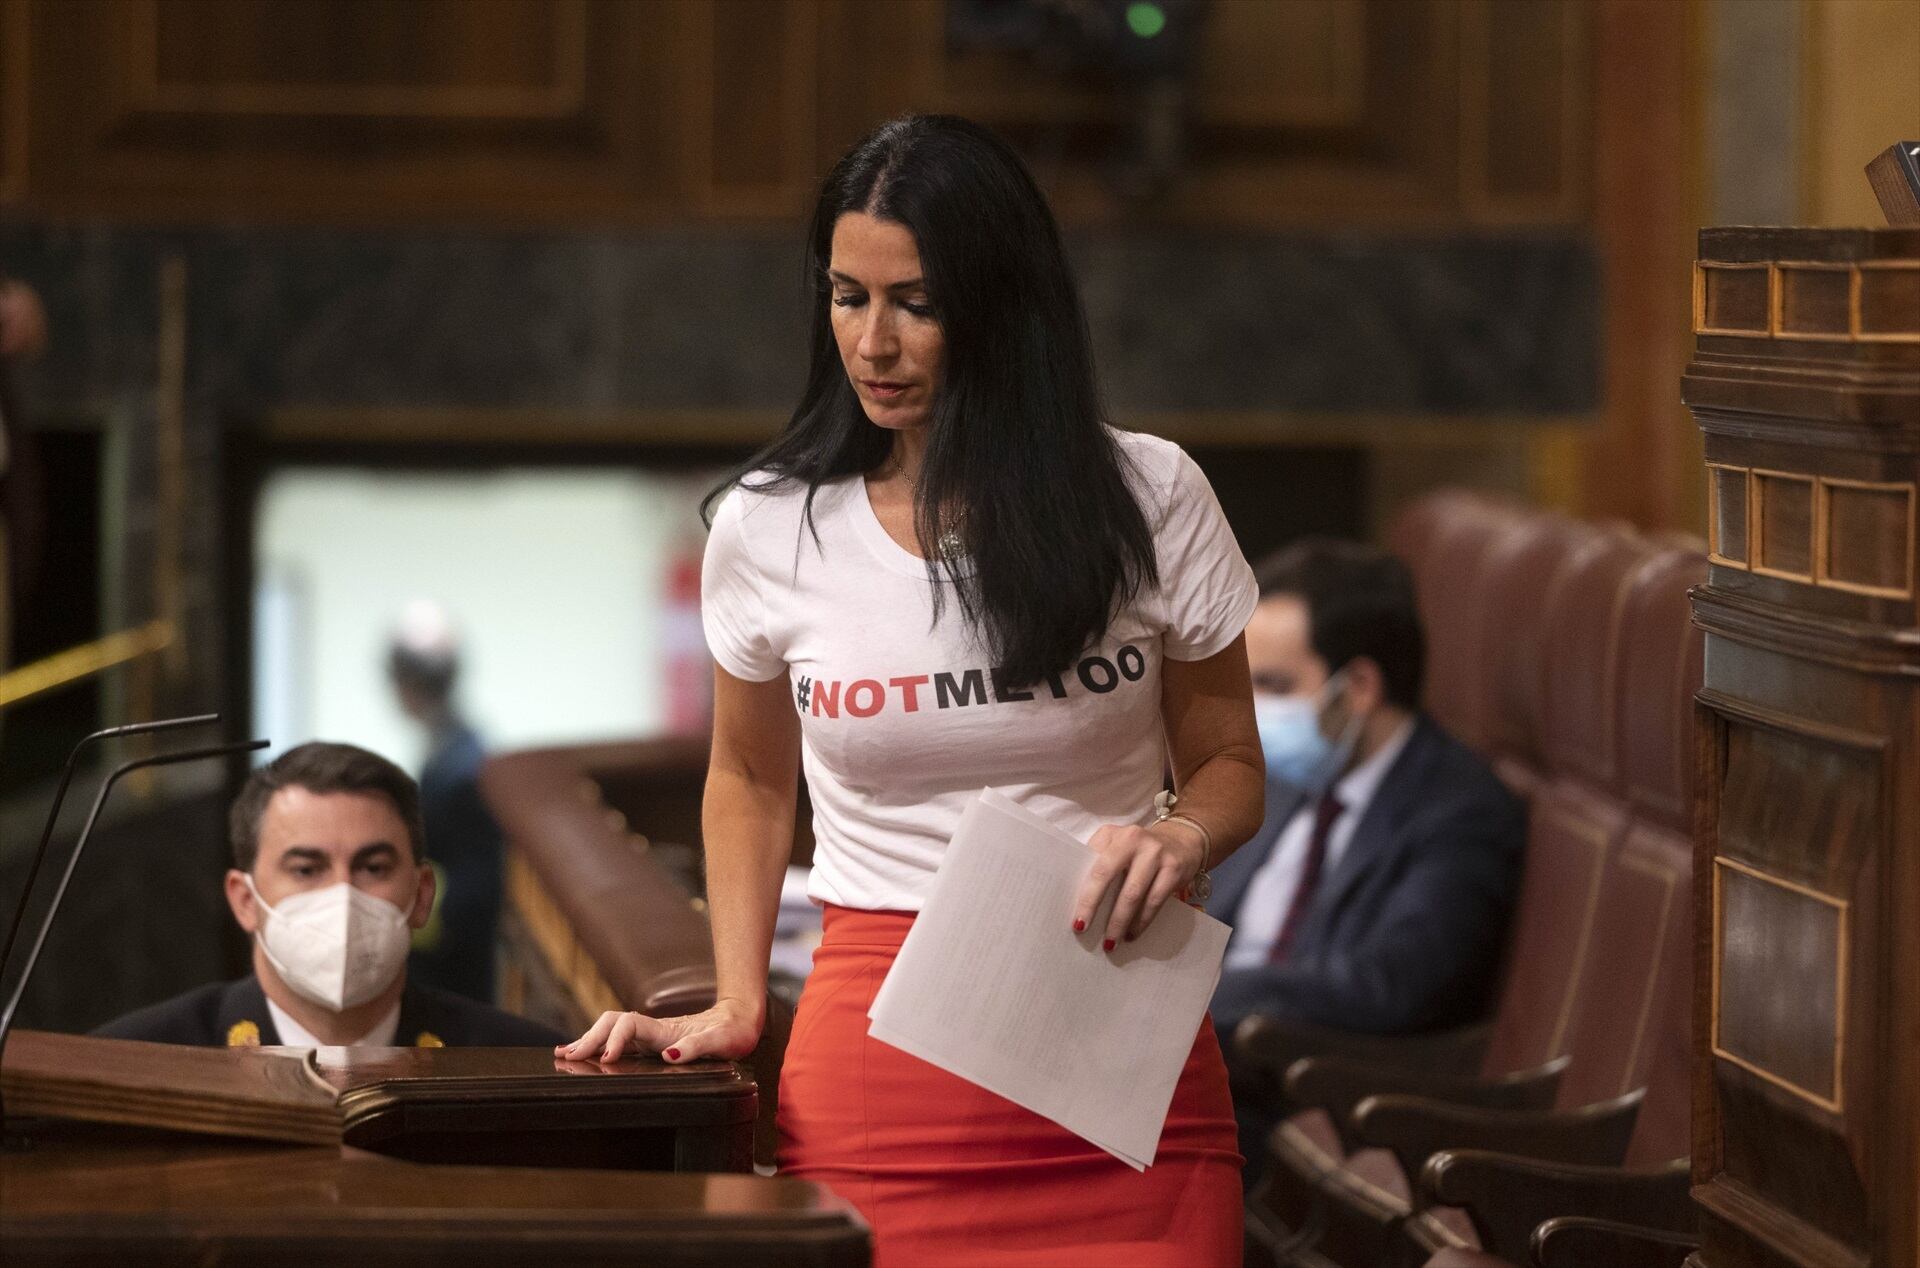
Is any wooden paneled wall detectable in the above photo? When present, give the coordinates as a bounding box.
[0,0,1728,537]
[15,0,678,221]
[826,0,1589,227]
[0,0,1591,227]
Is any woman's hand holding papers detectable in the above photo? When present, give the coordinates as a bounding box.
[556,995,761,1065]
[1072,820,1209,952]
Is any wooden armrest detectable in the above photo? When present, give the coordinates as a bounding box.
[745,991,794,1170]
[1281,1053,1566,1150]
[1231,1015,1490,1091]
[1529,1216,1699,1268]
[637,964,719,1017]
[1420,1150,1693,1264]
[1353,1087,1642,1182]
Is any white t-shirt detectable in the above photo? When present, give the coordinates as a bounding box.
[701,428,1258,912]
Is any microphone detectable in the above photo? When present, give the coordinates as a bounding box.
[0,714,222,986]
[0,725,269,1137]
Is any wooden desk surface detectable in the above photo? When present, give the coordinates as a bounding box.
[3,1030,758,1170]
[1,1030,339,1142]
[317,1044,755,1126]
[2,1119,867,1266]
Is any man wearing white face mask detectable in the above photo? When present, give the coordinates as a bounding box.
[95,741,564,1050]
[1204,539,1523,1046]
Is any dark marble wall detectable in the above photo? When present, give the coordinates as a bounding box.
[1077,233,1597,415]
[0,222,1597,417]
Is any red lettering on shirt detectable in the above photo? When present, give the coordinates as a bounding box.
[845,679,885,717]
[890,674,930,712]
[802,645,1149,722]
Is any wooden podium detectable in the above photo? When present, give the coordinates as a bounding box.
[1684,228,1920,1267]
[0,1030,868,1264]
[2,1121,867,1266]
[4,1029,758,1169]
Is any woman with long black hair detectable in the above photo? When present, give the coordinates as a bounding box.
[561,115,1262,1266]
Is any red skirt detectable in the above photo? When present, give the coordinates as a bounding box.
[776,904,1244,1268]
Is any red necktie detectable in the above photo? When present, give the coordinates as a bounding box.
[1269,792,1344,964]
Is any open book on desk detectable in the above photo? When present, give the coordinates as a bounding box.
[866,788,1231,1169]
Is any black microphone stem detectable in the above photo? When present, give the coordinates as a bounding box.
[0,714,220,988]
[0,735,268,1135]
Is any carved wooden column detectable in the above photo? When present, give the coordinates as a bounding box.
[1684,228,1920,1268]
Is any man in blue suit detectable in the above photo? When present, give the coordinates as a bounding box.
[1207,539,1523,1045]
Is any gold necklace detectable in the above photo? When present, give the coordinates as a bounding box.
[884,450,966,559]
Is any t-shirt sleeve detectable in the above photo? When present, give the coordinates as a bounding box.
[1152,447,1259,661]
[701,489,786,682]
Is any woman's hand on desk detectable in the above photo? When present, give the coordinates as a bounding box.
[1072,821,1208,952]
[555,996,762,1065]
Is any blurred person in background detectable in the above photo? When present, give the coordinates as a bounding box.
[388,599,506,1004]
[1204,539,1524,1183]
[1207,538,1523,1038]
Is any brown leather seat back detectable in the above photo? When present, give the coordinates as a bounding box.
[1459,518,1643,1083]
[1476,778,1624,1077]
[1615,549,1707,834]
[1385,488,1468,574]
[1537,541,1704,1121]
[1538,532,1663,794]
[1394,494,1518,753]
[1610,545,1705,1162]
[1551,820,1692,1111]
[1389,493,1704,1107]
[1478,516,1602,795]
[1618,821,1695,1164]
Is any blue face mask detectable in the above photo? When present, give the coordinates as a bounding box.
[1254,673,1360,795]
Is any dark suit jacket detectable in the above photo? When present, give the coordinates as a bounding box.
[1206,715,1524,1039]
[409,719,506,1003]
[91,975,565,1048]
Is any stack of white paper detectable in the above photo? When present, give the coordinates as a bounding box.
[866,788,1231,1169]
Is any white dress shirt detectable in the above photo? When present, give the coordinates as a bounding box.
[266,995,402,1049]
[1224,719,1416,971]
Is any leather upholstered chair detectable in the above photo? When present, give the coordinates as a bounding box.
[1231,501,1597,1100]
[1410,550,1707,1268]
[1392,818,1693,1262]
[1239,500,1706,1268]
[1391,492,1522,756]
[1475,515,1604,799]
[1248,529,1655,1266]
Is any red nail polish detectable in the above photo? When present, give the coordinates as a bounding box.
[1124,932,1137,943]
[665,1047,681,1060]
[1102,938,1116,952]
[1072,919,1086,932]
